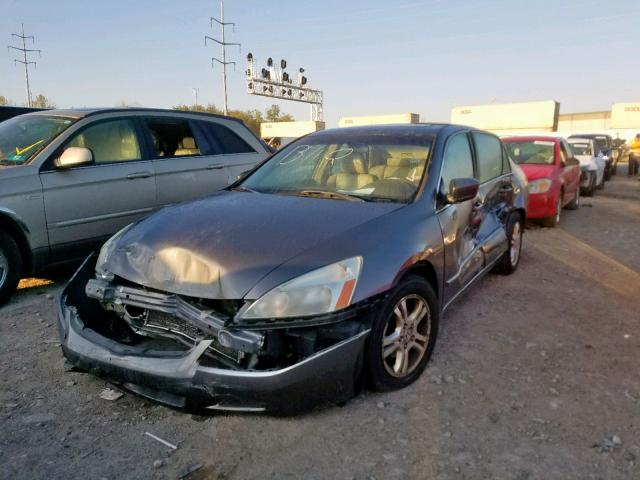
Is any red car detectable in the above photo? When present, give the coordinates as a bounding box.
[503,136,581,227]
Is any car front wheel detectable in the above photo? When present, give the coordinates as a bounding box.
[0,231,22,307]
[366,276,439,391]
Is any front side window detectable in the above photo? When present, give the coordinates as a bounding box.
[473,133,504,182]
[0,115,75,166]
[67,119,141,164]
[240,133,433,203]
[504,140,555,165]
[144,117,201,158]
[440,133,474,196]
[200,122,255,154]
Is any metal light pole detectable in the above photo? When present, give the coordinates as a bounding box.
[193,87,199,107]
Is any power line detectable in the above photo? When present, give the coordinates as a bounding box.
[205,0,240,116]
[8,23,41,108]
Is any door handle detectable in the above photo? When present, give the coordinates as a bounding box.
[207,163,225,170]
[126,171,152,179]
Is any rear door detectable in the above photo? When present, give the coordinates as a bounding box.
[39,117,156,262]
[559,140,580,201]
[469,132,511,268]
[196,119,266,183]
[141,116,229,207]
[436,131,483,303]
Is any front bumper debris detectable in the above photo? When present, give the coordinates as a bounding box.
[58,256,371,414]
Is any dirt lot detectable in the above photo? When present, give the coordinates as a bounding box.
[1,168,639,480]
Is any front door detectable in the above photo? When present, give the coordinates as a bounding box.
[437,132,483,304]
[40,117,157,262]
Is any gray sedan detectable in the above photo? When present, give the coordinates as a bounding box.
[58,124,527,414]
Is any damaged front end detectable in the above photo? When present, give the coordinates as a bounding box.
[58,256,376,414]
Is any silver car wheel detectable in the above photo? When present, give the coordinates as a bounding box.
[510,221,522,267]
[0,246,8,288]
[382,294,431,378]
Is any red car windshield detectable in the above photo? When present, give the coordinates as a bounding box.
[504,140,555,165]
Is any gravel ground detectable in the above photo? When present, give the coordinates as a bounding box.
[1,169,639,480]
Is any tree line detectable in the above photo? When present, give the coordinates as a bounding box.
[173,103,294,135]
[0,94,56,109]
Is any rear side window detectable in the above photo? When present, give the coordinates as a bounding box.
[144,117,201,158]
[441,133,474,195]
[472,133,503,183]
[200,122,255,154]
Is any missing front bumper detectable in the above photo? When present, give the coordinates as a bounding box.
[57,256,370,414]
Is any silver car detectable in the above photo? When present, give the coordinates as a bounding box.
[0,108,269,305]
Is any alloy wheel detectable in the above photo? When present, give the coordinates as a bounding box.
[510,221,522,267]
[0,247,8,288]
[381,294,431,378]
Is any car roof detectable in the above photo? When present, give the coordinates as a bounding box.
[26,107,245,124]
[567,137,593,143]
[568,133,610,138]
[502,135,561,142]
[311,123,474,139]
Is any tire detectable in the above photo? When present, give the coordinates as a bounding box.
[604,164,612,181]
[582,172,596,197]
[597,172,605,190]
[493,212,523,275]
[0,231,22,307]
[365,275,439,392]
[541,194,562,228]
[566,186,580,210]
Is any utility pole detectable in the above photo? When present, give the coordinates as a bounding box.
[193,87,199,107]
[8,24,41,107]
[205,0,240,116]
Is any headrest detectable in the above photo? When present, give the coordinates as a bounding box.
[180,137,197,149]
[387,155,412,167]
[343,153,368,174]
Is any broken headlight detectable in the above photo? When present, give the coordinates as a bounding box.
[237,257,362,320]
[96,223,133,279]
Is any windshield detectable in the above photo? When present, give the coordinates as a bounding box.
[239,133,433,203]
[504,140,555,165]
[593,136,609,150]
[0,115,75,166]
[569,142,592,156]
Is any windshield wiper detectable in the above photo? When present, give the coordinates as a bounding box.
[228,186,258,193]
[297,190,367,202]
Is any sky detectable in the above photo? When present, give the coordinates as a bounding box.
[1,0,639,127]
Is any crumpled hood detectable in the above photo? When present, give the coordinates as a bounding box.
[103,191,402,299]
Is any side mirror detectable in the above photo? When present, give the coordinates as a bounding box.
[55,147,93,169]
[447,177,479,204]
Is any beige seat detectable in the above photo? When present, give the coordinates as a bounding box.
[174,137,200,156]
[370,146,427,184]
[326,153,377,190]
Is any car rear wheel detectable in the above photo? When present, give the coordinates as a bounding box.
[0,231,22,307]
[493,212,523,275]
[566,186,580,210]
[366,276,438,391]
